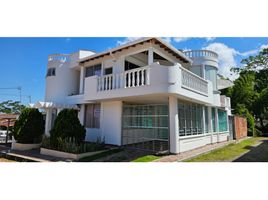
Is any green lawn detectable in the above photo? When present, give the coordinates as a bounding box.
[185,137,263,162]
[131,155,161,162]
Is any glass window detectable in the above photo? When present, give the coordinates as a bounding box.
[178,102,204,136]
[211,108,216,132]
[218,109,227,132]
[204,107,209,133]
[84,104,100,128]
[46,68,56,77]
[205,65,217,91]
[85,64,101,77]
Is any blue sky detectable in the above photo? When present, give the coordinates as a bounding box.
[1,37,268,105]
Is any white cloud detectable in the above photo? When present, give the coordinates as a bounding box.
[203,43,238,80]
[206,37,216,42]
[260,44,268,50]
[161,37,172,43]
[173,37,191,43]
[203,43,262,80]
[116,37,142,46]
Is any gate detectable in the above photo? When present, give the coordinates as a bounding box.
[122,104,169,153]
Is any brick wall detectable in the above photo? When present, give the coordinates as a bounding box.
[234,116,247,139]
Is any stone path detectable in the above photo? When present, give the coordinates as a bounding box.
[154,140,234,162]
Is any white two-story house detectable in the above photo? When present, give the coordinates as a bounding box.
[31,37,232,154]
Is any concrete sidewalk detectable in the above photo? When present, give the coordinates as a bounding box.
[154,140,234,162]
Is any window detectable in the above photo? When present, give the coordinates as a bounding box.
[85,64,101,77]
[218,109,228,132]
[204,107,209,133]
[46,68,56,77]
[205,65,217,91]
[105,67,113,75]
[84,104,100,128]
[178,102,203,136]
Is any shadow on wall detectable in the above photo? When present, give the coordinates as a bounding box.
[233,139,268,162]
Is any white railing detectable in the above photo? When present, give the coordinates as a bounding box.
[184,50,218,59]
[97,66,150,91]
[220,95,231,108]
[48,54,71,62]
[181,67,208,95]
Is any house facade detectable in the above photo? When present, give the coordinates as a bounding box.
[31,37,232,154]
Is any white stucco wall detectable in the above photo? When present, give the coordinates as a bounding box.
[100,101,122,145]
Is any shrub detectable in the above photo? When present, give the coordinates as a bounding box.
[50,109,86,143]
[13,108,44,144]
[41,136,105,154]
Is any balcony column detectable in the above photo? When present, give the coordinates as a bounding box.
[202,64,206,79]
[208,107,213,143]
[45,108,52,136]
[148,47,154,65]
[79,66,85,94]
[169,96,180,154]
[78,104,85,125]
[215,108,219,142]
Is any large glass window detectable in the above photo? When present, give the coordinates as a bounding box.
[85,64,101,77]
[204,107,209,133]
[218,109,228,132]
[205,65,217,91]
[178,102,203,136]
[84,104,100,128]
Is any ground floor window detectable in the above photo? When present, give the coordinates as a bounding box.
[204,107,209,133]
[212,107,216,132]
[178,102,203,136]
[122,104,169,152]
[218,109,228,132]
[84,104,100,128]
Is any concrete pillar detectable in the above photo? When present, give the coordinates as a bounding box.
[78,104,85,125]
[208,107,213,143]
[202,64,206,79]
[148,47,154,65]
[169,96,179,154]
[45,108,52,136]
[215,108,219,142]
[79,67,85,94]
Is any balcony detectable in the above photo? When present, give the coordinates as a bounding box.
[84,63,213,104]
[48,54,71,63]
[184,50,218,59]
[220,95,231,108]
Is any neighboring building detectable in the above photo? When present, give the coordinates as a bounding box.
[31,37,232,154]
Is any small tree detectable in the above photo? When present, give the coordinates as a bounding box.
[50,109,86,143]
[13,108,44,143]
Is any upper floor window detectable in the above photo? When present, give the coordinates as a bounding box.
[85,64,101,77]
[205,65,218,91]
[46,68,56,77]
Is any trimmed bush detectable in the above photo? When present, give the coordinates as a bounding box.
[13,108,44,144]
[50,109,86,143]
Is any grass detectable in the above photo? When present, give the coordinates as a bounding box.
[78,148,123,162]
[185,137,262,162]
[131,155,161,162]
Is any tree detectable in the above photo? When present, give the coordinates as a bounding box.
[228,48,268,134]
[50,109,86,143]
[13,108,44,144]
[0,100,25,114]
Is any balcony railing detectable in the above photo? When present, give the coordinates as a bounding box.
[220,95,231,108]
[184,50,218,59]
[180,67,208,95]
[48,54,71,62]
[97,66,150,91]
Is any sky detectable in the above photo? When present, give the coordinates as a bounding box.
[1,37,268,105]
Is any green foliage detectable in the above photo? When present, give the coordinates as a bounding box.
[50,109,86,143]
[0,100,26,114]
[41,136,105,154]
[235,104,255,136]
[13,108,44,143]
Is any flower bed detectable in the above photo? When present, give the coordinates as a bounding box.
[40,137,107,160]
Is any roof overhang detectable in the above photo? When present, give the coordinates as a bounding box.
[79,37,192,65]
[217,79,234,90]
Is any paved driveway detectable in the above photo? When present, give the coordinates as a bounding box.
[234,138,268,162]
